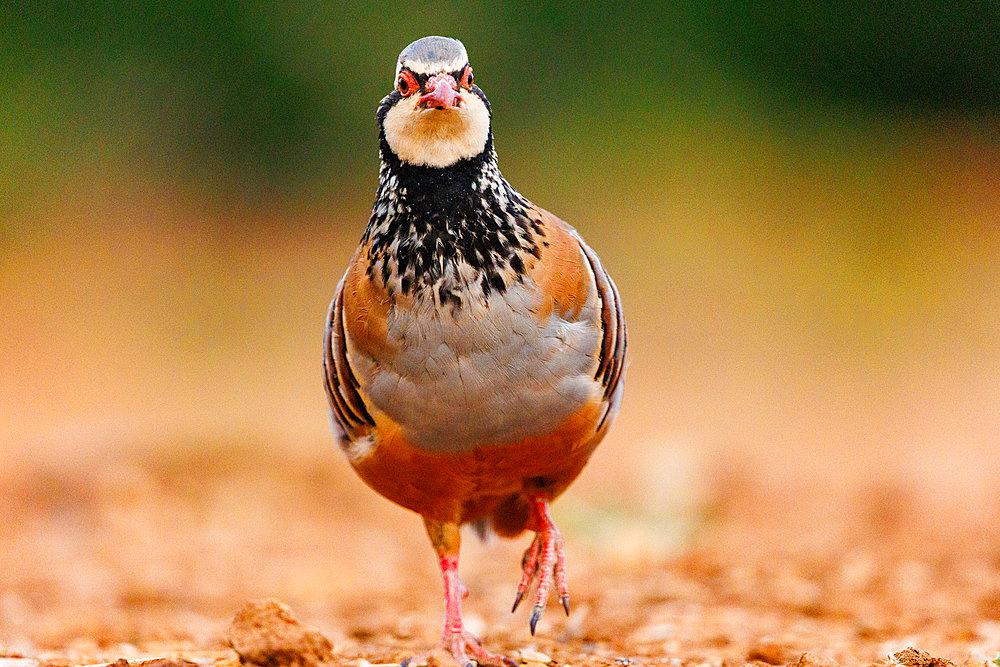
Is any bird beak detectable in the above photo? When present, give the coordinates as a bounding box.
[418,73,462,110]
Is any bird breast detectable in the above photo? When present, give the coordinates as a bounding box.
[350,279,603,454]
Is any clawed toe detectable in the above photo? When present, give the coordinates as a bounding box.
[510,496,570,635]
[445,629,511,667]
[529,604,544,635]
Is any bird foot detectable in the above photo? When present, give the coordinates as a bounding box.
[443,629,516,667]
[400,631,515,667]
[411,546,516,667]
[510,496,569,634]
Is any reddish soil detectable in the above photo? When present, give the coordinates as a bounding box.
[2,436,999,667]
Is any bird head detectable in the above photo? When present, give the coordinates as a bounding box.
[379,36,491,168]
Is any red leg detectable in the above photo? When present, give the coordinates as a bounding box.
[510,496,569,635]
[418,519,515,667]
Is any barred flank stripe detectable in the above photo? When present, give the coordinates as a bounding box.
[323,279,375,440]
[604,263,627,399]
[578,240,626,403]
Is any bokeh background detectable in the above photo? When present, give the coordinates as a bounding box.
[2,2,1000,662]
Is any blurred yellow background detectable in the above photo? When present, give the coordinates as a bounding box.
[1,3,999,657]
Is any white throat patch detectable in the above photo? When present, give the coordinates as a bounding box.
[382,92,490,168]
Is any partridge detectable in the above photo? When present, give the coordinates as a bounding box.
[323,36,626,666]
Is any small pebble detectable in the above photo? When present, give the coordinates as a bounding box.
[519,648,552,664]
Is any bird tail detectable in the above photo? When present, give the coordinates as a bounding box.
[489,493,531,538]
[469,494,532,542]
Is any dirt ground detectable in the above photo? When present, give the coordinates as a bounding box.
[3,433,1000,667]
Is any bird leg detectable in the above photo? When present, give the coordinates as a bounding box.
[511,495,569,635]
[418,518,514,667]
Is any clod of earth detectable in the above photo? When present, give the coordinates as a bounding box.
[889,648,955,667]
[789,653,839,667]
[229,599,335,667]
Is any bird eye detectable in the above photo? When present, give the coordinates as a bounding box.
[397,70,418,96]
[460,66,474,90]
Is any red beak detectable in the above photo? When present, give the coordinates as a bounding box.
[418,73,462,109]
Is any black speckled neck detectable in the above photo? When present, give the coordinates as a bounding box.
[362,91,541,306]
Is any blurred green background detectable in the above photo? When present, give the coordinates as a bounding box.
[2,2,999,493]
[5,2,999,213]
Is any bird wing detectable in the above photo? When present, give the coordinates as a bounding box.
[579,234,627,404]
[323,271,376,443]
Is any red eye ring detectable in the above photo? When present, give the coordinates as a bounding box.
[397,70,418,96]
[460,66,474,90]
